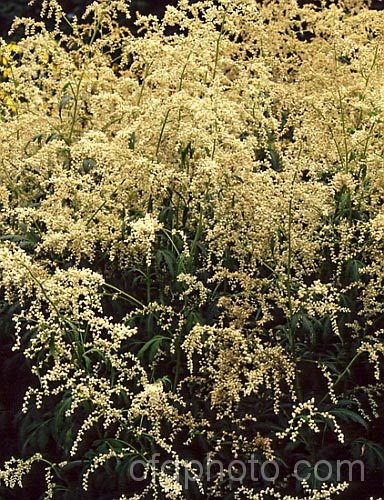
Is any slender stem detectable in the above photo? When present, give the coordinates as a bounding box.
[85,178,125,226]
[211,120,218,159]
[67,72,84,144]
[173,339,182,393]
[103,282,144,308]
[178,53,191,92]
[320,351,363,405]
[137,61,153,106]
[337,88,349,171]
[212,13,226,82]
[311,103,345,170]
[160,227,183,260]
[190,205,203,260]
[9,64,20,139]
[286,170,298,352]
[156,108,171,158]
[66,12,103,145]
[16,260,63,321]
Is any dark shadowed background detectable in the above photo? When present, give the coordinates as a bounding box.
[0,0,178,38]
[0,0,383,39]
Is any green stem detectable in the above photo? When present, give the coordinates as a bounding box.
[156,108,171,159]
[337,88,349,171]
[137,61,153,106]
[320,351,363,405]
[66,12,103,145]
[173,339,182,393]
[67,72,84,144]
[212,13,226,82]
[286,170,298,352]
[178,53,191,92]
[103,282,144,309]
[16,260,63,322]
[85,178,125,227]
[160,227,182,258]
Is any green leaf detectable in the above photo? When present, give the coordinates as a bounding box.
[329,408,368,429]
[344,259,364,283]
[156,249,176,276]
[81,157,97,174]
[137,335,170,361]
[59,94,72,118]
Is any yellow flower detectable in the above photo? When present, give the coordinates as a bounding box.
[0,90,16,113]
[7,43,19,53]
[2,67,11,79]
[4,96,16,113]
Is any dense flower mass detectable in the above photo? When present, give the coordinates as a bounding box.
[0,0,384,498]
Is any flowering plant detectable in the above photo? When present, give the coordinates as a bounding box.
[0,0,384,498]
